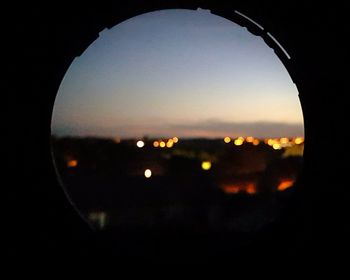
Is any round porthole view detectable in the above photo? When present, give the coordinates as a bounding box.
[51,9,304,234]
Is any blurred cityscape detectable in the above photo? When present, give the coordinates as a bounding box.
[52,135,304,233]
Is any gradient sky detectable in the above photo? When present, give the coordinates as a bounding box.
[52,9,304,139]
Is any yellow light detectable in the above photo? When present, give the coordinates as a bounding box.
[246,136,254,143]
[267,139,274,146]
[67,159,78,168]
[273,143,282,150]
[172,137,179,143]
[234,138,243,146]
[166,139,174,148]
[280,137,289,144]
[159,141,166,148]
[144,169,152,178]
[224,136,231,143]
[294,137,304,145]
[153,141,159,147]
[253,139,260,146]
[283,144,304,158]
[201,161,211,170]
[136,140,145,148]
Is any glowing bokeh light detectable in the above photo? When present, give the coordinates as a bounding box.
[159,141,166,148]
[273,143,282,150]
[172,137,179,143]
[253,139,260,145]
[144,169,152,178]
[222,185,240,194]
[224,136,231,143]
[294,137,304,145]
[267,139,274,146]
[136,140,145,148]
[246,136,254,143]
[246,183,256,194]
[222,183,257,194]
[277,179,294,191]
[67,159,78,168]
[234,138,244,146]
[201,161,211,170]
[166,139,174,148]
[153,141,159,147]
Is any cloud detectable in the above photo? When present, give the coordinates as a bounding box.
[52,119,304,138]
[166,120,304,138]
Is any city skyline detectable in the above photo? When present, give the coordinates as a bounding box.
[51,9,304,139]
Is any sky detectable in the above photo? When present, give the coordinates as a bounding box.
[51,8,304,139]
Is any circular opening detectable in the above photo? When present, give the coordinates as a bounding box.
[51,9,304,235]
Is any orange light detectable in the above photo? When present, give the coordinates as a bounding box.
[153,141,159,147]
[222,185,240,194]
[280,137,289,144]
[246,136,254,143]
[277,179,294,191]
[172,137,179,143]
[253,139,260,146]
[221,183,257,194]
[224,136,231,143]
[159,141,166,148]
[166,139,174,148]
[67,160,78,168]
[246,183,256,194]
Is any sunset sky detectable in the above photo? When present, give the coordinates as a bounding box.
[52,9,304,139]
